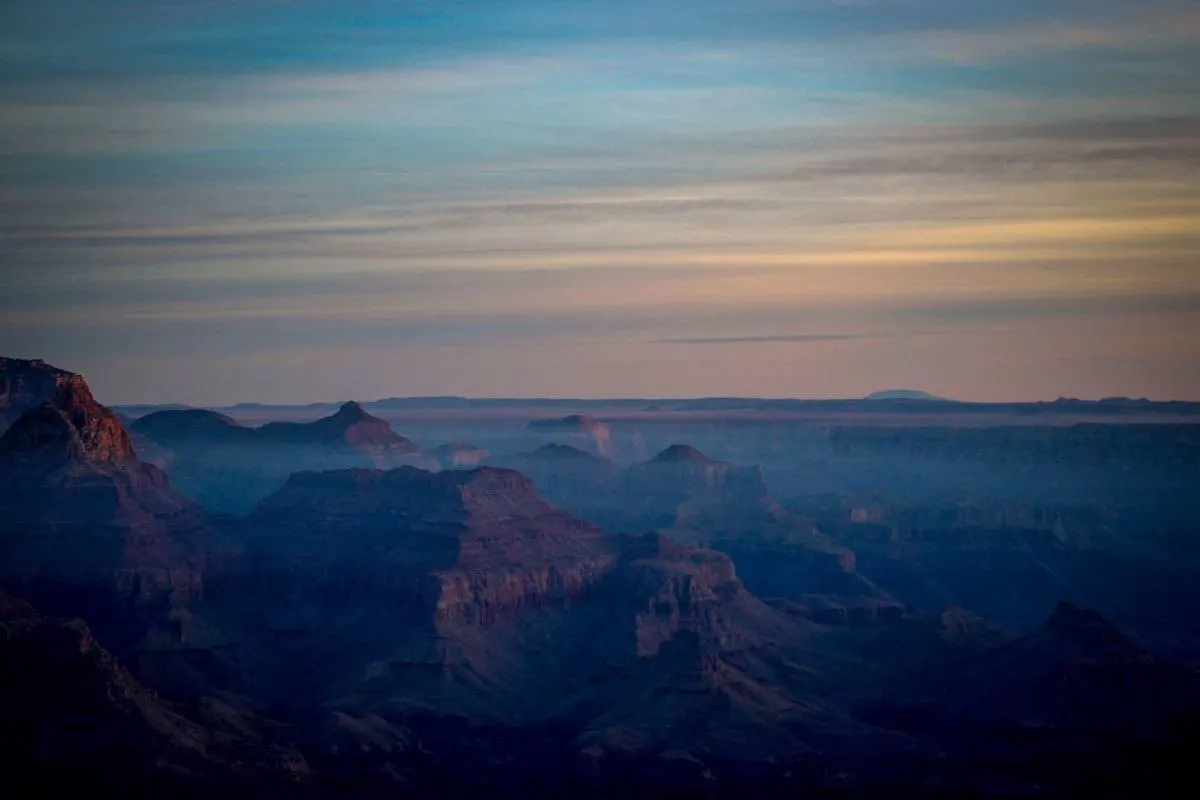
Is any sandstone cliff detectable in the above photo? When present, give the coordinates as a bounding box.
[0,356,78,434]
[0,372,212,651]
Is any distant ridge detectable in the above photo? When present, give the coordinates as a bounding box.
[864,389,947,401]
[112,396,1200,419]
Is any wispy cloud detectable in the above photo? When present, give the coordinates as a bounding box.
[658,334,871,345]
[2,0,1199,401]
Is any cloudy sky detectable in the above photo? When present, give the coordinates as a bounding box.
[1,0,1198,404]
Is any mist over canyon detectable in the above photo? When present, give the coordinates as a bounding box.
[3,355,1199,797]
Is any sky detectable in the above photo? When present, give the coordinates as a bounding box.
[1,0,1198,404]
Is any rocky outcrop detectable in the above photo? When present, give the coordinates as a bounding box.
[527,414,614,457]
[0,372,141,473]
[132,402,423,514]
[491,443,902,624]
[258,401,419,461]
[218,467,859,757]
[245,466,620,625]
[622,445,784,533]
[0,372,212,649]
[0,357,78,434]
[486,444,626,523]
[611,534,750,658]
[130,408,250,445]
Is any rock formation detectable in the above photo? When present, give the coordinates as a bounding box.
[622,444,784,533]
[527,414,615,457]
[131,402,422,514]
[0,370,212,651]
[0,356,79,434]
[486,443,626,523]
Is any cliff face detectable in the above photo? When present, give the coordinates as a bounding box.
[1,373,141,474]
[0,357,78,434]
[611,534,749,658]
[0,373,211,648]
[244,466,621,625]
[489,443,901,625]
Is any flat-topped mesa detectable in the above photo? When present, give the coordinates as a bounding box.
[247,466,621,624]
[260,465,562,529]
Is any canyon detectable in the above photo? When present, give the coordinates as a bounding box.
[3,356,1199,796]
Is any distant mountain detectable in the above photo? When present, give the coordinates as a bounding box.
[485,444,626,521]
[623,444,785,533]
[131,402,422,514]
[527,414,614,457]
[864,389,947,401]
[137,401,418,458]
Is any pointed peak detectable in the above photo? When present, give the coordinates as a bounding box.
[653,444,711,463]
[334,400,370,420]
